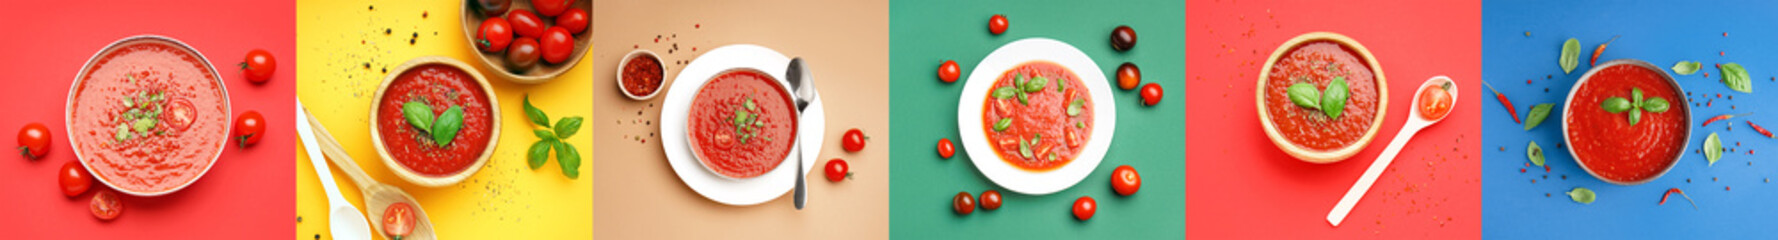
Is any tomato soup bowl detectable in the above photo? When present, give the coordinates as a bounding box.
[1255,32,1389,164]
[66,35,231,197]
[1563,59,1690,185]
[958,38,1117,195]
[369,56,502,187]
[683,68,801,181]
[460,0,593,84]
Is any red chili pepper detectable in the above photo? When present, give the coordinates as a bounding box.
[1660,188,1697,209]
[1703,113,1753,127]
[1750,121,1775,138]
[1591,35,1620,67]
[1482,80,1521,123]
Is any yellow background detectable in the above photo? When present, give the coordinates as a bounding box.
[295,1,591,239]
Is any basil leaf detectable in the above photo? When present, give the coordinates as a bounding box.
[1287,83,1322,109]
[1705,132,1722,166]
[733,109,750,127]
[1027,76,1049,92]
[743,97,757,111]
[1601,97,1632,113]
[402,101,435,131]
[114,124,130,142]
[527,139,553,169]
[1321,77,1349,119]
[993,118,1012,132]
[1018,138,1033,158]
[1560,38,1580,74]
[1527,141,1545,167]
[1628,108,1642,126]
[523,95,549,127]
[534,129,557,140]
[1525,103,1553,130]
[1721,62,1752,93]
[1055,77,1067,92]
[432,106,465,146]
[1643,97,1670,113]
[993,87,1018,99]
[1066,99,1085,116]
[1567,187,1596,204]
[1672,61,1702,75]
[556,141,581,179]
[1631,88,1644,106]
[133,118,157,133]
[1016,90,1029,105]
[555,116,584,139]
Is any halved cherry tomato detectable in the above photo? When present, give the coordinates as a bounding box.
[239,49,276,84]
[476,17,514,52]
[161,98,197,132]
[557,8,590,35]
[938,60,960,83]
[824,158,850,182]
[988,14,1008,35]
[383,202,416,238]
[1417,84,1454,120]
[507,10,546,39]
[60,161,91,197]
[18,123,50,160]
[532,0,572,17]
[234,111,265,148]
[980,190,1002,210]
[953,191,975,215]
[541,26,575,64]
[1112,165,1141,196]
[1140,83,1163,106]
[1072,196,1096,220]
[1065,130,1081,148]
[841,128,866,152]
[937,138,954,159]
[91,190,123,221]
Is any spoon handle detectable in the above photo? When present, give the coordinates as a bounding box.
[301,103,380,192]
[1326,123,1425,226]
[297,101,352,204]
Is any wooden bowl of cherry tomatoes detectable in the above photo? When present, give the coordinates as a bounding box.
[462,0,592,84]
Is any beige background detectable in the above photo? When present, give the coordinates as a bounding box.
[591,0,888,239]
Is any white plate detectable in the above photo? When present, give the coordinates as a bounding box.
[958,38,1116,195]
[660,44,825,206]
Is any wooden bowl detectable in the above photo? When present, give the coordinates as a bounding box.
[460,0,592,84]
[369,56,503,187]
[1254,32,1389,164]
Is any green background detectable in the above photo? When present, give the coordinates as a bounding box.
[888,0,1185,238]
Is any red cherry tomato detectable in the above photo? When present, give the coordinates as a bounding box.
[507,10,546,39]
[1072,196,1096,221]
[953,191,975,215]
[476,17,514,52]
[506,37,542,69]
[532,0,572,17]
[980,190,1002,210]
[239,49,276,84]
[938,60,960,83]
[18,123,50,160]
[824,158,850,182]
[541,26,575,64]
[60,161,91,197]
[233,111,266,148]
[557,8,590,35]
[841,128,866,152]
[382,202,416,238]
[1140,83,1163,106]
[1417,85,1454,120]
[161,99,197,132]
[1111,165,1141,196]
[937,138,955,159]
[988,14,1008,35]
[90,190,123,221]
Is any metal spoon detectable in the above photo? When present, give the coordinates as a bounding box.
[787,58,817,210]
[298,101,438,240]
[1326,76,1459,226]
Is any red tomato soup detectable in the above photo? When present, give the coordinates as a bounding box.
[1567,64,1684,183]
[982,61,1092,171]
[69,41,228,193]
[376,64,495,176]
[622,55,663,97]
[688,70,798,179]
[1263,41,1379,151]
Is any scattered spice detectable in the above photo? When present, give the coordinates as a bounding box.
[1482,80,1520,123]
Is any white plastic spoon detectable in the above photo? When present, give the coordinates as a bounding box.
[297,101,373,240]
[1327,76,1459,226]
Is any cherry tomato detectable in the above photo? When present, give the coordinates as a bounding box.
[90,190,123,221]
[476,17,514,52]
[938,60,960,83]
[1116,62,1140,90]
[541,26,575,64]
[988,14,1008,35]
[1140,83,1163,106]
[1072,196,1096,221]
[507,37,542,69]
[557,8,590,35]
[382,202,416,238]
[980,190,1002,210]
[937,138,955,159]
[474,0,511,17]
[239,49,276,84]
[60,161,91,197]
[233,111,265,148]
[1111,25,1137,51]
[18,123,50,160]
[953,191,975,215]
[841,128,866,152]
[507,10,546,39]
[1111,165,1141,196]
[824,158,850,182]
[1417,84,1454,120]
[532,0,572,17]
[161,98,197,132]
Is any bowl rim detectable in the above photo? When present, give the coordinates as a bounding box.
[459,0,593,84]
[1562,59,1691,186]
[1254,32,1390,164]
[682,67,800,181]
[367,56,503,187]
[617,49,666,100]
[65,35,231,197]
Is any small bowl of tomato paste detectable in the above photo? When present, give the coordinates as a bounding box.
[369,56,502,187]
[617,49,666,100]
[1563,59,1689,185]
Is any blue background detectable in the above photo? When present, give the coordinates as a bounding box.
[1484,1,1778,238]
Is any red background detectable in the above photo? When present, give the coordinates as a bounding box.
[1185,0,1482,238]
[0,1,294,238]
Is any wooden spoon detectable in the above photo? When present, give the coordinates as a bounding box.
[300,103,438,240]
